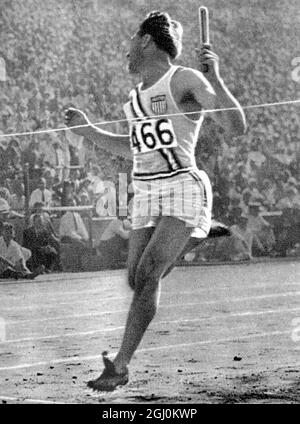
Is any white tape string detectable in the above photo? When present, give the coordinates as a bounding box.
[0,98,299,140]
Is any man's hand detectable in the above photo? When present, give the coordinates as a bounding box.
[64,108,90,136]
[196,45,220,80]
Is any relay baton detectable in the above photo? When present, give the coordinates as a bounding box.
[199,6,210,73]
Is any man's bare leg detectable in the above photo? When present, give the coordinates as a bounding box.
[88,217,193,391]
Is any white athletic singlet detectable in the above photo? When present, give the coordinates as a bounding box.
[123,65,204,180]
[123,65,212,237]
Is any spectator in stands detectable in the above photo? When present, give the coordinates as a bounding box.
[0,222,40,279]
[22,140,39,178]
[227,193,243,225]
[42,166,55,190]
[23,214,60,273]
[247,137,266,168]
[70,168,81,193]
[89,165,105,198]
[0,187,11,204]
[5,139,22,170]
[29,177,52,208]
[53,180,75,207]
[29,201,52,227]
[247,179,265,204]
[261,178,277,210]
[53,140,65,181]
[59,198,89,248]
[10,181,25,212]
[0,198,24,219]
[230,213,262,259]
[277,186,300,210]
[246,202,276,255]
[95,216,131,269]
[276,207,300,257]
[240,188,253,212]
[77,177,92,205]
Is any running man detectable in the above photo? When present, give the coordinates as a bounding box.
[65,11,246,391]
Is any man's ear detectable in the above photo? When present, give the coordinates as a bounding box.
[141,33,152,48]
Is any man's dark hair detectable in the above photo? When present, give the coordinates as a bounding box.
[138,11,183,59]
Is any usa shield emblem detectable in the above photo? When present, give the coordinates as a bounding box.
[151,95,167,115]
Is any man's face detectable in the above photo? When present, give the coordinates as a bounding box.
[127,32,144,74]
[39,180,46,191]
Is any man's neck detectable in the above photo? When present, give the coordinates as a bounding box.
[140,58,172,90]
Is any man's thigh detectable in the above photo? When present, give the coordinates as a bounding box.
[127,227,155,289]
[134,217,193,293]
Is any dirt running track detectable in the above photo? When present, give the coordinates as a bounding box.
[0,260,299,404]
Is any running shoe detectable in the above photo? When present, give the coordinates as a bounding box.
[208,220,231,238]
[87,352,129,392]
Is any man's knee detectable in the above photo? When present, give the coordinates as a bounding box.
[134,252,166,296]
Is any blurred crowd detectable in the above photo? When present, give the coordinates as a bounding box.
[0,0,299,276]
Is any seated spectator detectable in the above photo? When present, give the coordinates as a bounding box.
[77,178,92,205]
[230,213,264,259]
[52,140,65,181]
[23,214,60,273]
[277,186,300,211]
[9,181,25,212]
[69,168,81,193]
[247,179,265,204]
[227,193,243,225]
[247,138,266,167]
[5,139,22,169]
[59,199,89,248]
[261,178,277,210]
[276,207,300,257]
[0,222,41,279]
[88,165,105,197]
[0,198,24,219]
[42,166,55,190]
[22,140,39,172]
[29,201,52,228]
[246,202,276,255]
[95,216,131,269]
[0,187,11,204]
[29,177,52,208]
[241,188,254,211]
[53,179,76,207]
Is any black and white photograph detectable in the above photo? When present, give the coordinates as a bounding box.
[0,0,299,407]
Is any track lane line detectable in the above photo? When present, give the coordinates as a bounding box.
[2,282,300,312]
[0,329,292,371]
[5,290,300,325]
[2,305,300,345]
[0,270,125,286]
[0,395,65,404]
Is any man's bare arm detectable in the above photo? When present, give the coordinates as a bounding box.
[196,46,246,136]
[64,108,132,159]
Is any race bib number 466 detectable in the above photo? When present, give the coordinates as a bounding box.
[130,118,178,154]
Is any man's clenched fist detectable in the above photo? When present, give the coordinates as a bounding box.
[64,108,90,136]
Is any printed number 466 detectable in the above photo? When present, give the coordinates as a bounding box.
[131,118,175,152]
